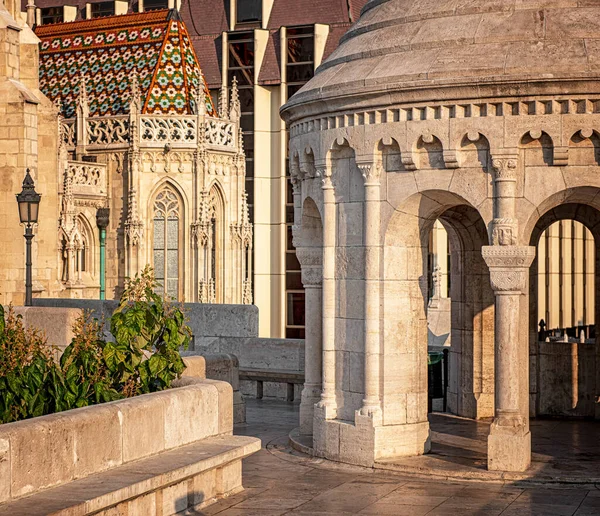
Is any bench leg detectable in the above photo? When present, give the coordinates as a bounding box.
[286,383,294,402]
[257,380,263,400]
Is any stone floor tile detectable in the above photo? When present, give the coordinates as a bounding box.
[377,492,450,506]
[358,502,439,515]
[499,503,579,516]
[514,489,588,506]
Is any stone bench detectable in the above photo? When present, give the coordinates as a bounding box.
[0,379,261,515]
[240,368,305,402]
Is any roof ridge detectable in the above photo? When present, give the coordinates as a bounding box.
[35,9,171,36]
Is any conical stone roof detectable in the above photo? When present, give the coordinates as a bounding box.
[282,0,600,121]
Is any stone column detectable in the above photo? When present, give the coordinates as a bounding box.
[484,155,535,472]
[316,164,338,417]
[358,161,382,421]
[483,245,535,471]
[296,246,323,435]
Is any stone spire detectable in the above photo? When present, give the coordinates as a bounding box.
[218,83,228,119]
[229,77,241,122]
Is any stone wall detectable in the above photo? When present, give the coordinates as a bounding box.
[31,300,306,400]
[0,0,62,306]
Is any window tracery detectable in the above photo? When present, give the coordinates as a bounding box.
[153,186,181,299]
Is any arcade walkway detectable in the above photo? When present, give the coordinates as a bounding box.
[199,400,600,516]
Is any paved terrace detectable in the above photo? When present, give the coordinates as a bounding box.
[199,400,600,516]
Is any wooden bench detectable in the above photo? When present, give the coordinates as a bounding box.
[240,368,305,402]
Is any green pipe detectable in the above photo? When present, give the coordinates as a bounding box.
[99,227,106,300]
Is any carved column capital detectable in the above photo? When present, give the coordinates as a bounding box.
[296,247,323,287]
[357,161,382,186]
[491,156,518,182]
[482,246,535,294]
[317,166,332,190]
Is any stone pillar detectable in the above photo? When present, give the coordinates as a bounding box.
[484,155,535,472]
[296,246,323,435]
[358,161,382,421]
[316,164,337,417]
[483,246,535,471]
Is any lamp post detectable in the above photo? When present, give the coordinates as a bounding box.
[96,207,110,300]
[16,169,41,306]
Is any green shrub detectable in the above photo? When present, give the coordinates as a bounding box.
[0,305,62,423]
[0,266,191,424]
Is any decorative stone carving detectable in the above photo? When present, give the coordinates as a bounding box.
[87,117,130,146]
[358,162,383,184]
[125,188,143,247]
[140,116,197,145]
[491,218,518,246]
[491,157,518,181]
[205,118,235,148]
[482,246,536,294]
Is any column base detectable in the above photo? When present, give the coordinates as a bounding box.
[488,424,531,472]
[313,409,430,468]
[299,386,321,436]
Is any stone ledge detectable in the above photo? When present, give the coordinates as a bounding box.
[0,435,261,515]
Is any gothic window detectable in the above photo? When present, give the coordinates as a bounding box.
[153,187,181,299]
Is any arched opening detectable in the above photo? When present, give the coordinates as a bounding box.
[520,131,554,167]
[207,184,225,303]
[383,192,494,440]
[296,196,323,436]
[152,185,183,300]
[529,204,599,419]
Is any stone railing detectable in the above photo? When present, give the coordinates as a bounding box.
[87,115,130,147]
[205,117,236,149]
[60,114,239,153]
[66,160,107,195]
[139,115,197,146]
[61,118,76,147]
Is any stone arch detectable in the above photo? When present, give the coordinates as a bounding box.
[415,134,444,169]
[460,132,491,169]
[207,182,226,303]
[527,200,600,419]
[376,137,403,172]
[520,130,554,166]
[569,129,600,166]
[383,191,494,429]
[75,213,96,278]
[296,196,324,435]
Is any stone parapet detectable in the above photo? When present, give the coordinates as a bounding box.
[0,378,260,509]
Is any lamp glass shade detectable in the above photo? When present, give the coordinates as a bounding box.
[18,201,30,224]
[16,169,41,225]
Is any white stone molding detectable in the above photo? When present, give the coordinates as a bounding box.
[289,97,600,138]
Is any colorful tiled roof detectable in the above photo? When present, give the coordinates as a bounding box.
[36,9,216,118]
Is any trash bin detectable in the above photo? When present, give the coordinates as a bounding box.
[428,349,448,412]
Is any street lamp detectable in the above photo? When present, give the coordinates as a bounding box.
[16,169,41,306]
[96,207,110,300]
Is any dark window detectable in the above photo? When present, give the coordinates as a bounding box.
[41,6,63,24]
[144,0,168,11]
[236,0,261,24]
[90,1,114,17]
[286,26,314,100]
[285,176,305,339]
